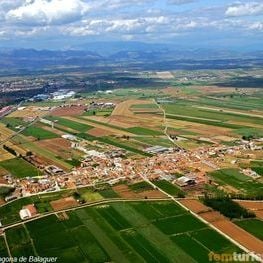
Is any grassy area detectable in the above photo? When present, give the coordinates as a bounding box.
[128,181,153,193]
[153,180,185,197]
[208,168,263,196]
[235,219,263,241]
[131,104,159,109]
[99,189,120,198]
[126,127,163,136]
[1,117,26,131]
[0,158,40,178]
[22,125,58,140]
[4,201,242,262]
[250,161,263,176]
[134,136,173,147]
[78,133,152,157]
[6,225,36,257]
[0,236,9,257]
[46,116,93,132]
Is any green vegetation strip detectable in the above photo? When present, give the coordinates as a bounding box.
[46,116,93,132]
[78,133,152,156]
[22,125,58,140]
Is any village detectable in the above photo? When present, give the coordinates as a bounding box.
[2,134,262,210]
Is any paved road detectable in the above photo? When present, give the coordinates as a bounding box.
[1,197,170,231]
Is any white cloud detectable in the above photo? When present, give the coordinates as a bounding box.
[6,0,91,25]
[249,21,263,31]
[168,0,197,5]
[225,2,263,17]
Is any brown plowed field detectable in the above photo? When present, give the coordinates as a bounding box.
[50,197,78,211]
[111,100,152,116]
[113,184,166,199]
[179,199,212,213]
[236,200,263,220]
[179,199,263,255]
[36,138,73,159]
[52,105,86,116]
[88,127,113,137]
[66,116,133,136]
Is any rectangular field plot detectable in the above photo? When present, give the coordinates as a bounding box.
[22,125,58,140]
[235,219,263,241]
[190,228,242,253]
[121,230,170,263]
[0,158,40,178]
[130,201,186,220]
[154,214,207,235]
[6,225,36,257]
[46,116,93,132]
[153,180,185,196]
[0,236,9,257]
[5,201,243,263]
[208,168,263,195]
[95,205,132,230]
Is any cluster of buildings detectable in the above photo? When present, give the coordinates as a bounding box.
[2,136,262,202]
[51,90,76,100]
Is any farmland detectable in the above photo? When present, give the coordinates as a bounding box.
[235,219,263,241]
[0,158,40,178]
[3,201,242,262]
[0,76,263,262]
[208,169,263,196]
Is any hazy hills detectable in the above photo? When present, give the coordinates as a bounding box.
[0,41,263,73]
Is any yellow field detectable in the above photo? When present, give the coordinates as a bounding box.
[8,106,50,118]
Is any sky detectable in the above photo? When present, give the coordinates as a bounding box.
[0,0,262,50]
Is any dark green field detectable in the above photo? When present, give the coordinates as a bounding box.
[153,180,185,197]
[235,219,263,241]
[46,116,93,132]
[22,125,58,140]
[0,158,40,178]
[3,201,242,262]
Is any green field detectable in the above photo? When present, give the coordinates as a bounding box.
[128,181,153,192]
[131,104,159,109]
[46,116,93,132]
[153,180,185,197]
[235,219,263,241]
[2,201,243,262]
[127,127,163,136]
[208,168,263,195]
[22,125,58,140]
[0,158,40,178]
[0,236,9,257]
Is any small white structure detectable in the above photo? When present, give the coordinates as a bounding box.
[19,204,37,220]
[176,176,196,187]
[62,134,78,141]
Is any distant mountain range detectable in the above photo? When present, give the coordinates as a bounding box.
[0,41,263,73]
